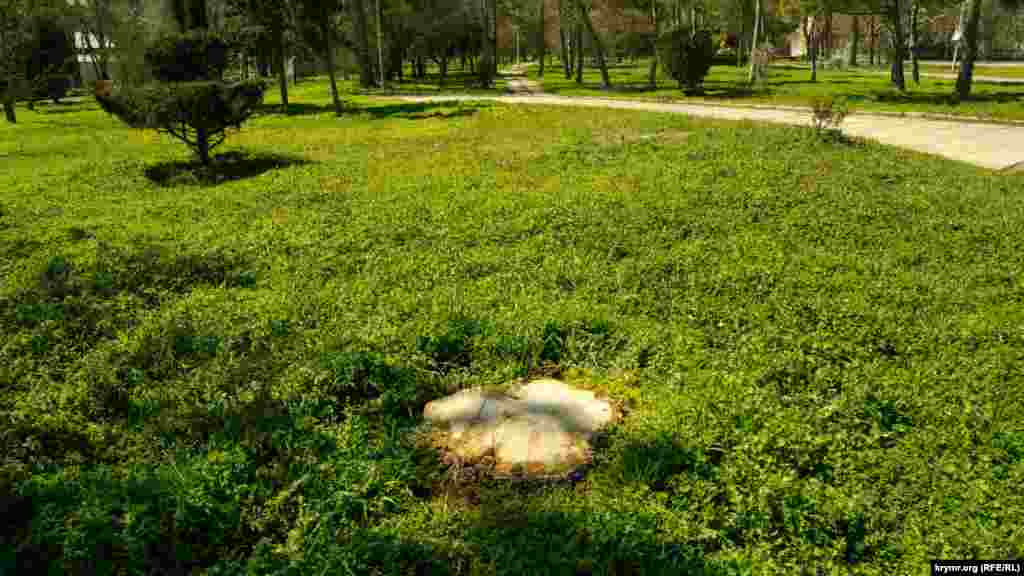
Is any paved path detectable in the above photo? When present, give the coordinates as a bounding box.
[397,92,1024,171]
[503,65,543,94]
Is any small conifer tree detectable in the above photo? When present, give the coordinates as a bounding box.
[657,28,715,95]
[97,31,265,165]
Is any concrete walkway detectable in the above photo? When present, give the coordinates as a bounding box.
[397,92,1024,171]
[503,65,543,94]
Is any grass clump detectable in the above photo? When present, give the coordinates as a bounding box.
[810,95,850,139]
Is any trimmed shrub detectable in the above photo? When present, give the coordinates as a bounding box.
[96,32,265,166]
[98,81,265,165]
[657,28,715,95]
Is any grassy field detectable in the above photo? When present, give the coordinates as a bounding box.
[529,60,1024,121]
[2,82,1024,575]
[918,64,1024,80]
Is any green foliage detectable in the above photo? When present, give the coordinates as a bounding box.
[145,31,230,83]
[98,81,265,164]
[97,81,265,135]
[96,30,265,164]
[23,15,74,101]
[0,1,76,113]
[321,350,419,415]
[656,28,715,95]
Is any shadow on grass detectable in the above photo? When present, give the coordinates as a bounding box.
[32,102,98,114]
[257,102,336,116]
[871,89,1024,105]
[257,100,484,120]
[769,79,853,86]
[144,151,309,187]
[542,81,764,100]
[361,101,483,120]
[466,494,747,575]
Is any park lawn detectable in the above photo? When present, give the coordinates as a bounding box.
[532,59,1024,121]
[918,64,1024,80]
[2,87,1024,575]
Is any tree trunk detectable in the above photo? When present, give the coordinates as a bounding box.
[351,0,375,87]
[957,0,982,99]
[824,10,832,59]
[197,127,210,165]
[911,1,920,84]
[810,23,818,82]
[538,0,546,78]
[276,28,289,113]
[2,96,15,124]
[97,0,112,80]
[849,16,859,66]
[575,21,583,84]
[576,0,610,88]
[492,0,498,78]
[560,27,571,78]
[479,0,496,87]
[439,51,449,87]
[737,3,746,67]
[648,0,658,88]
[376,0,385,87]
[869,17,875,66]
[749,0,761,84]
[322,19,343,115]
[889,0,906,91]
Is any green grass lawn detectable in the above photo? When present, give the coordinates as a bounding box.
[918,64,1024,79]
[2,85,1024,575]
[531,59,1024,121]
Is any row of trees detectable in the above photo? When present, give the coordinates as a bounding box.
[782,0,1023,97]
[226,0,1019,99]
[1,0,81,123]
[2,0,1020,125]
